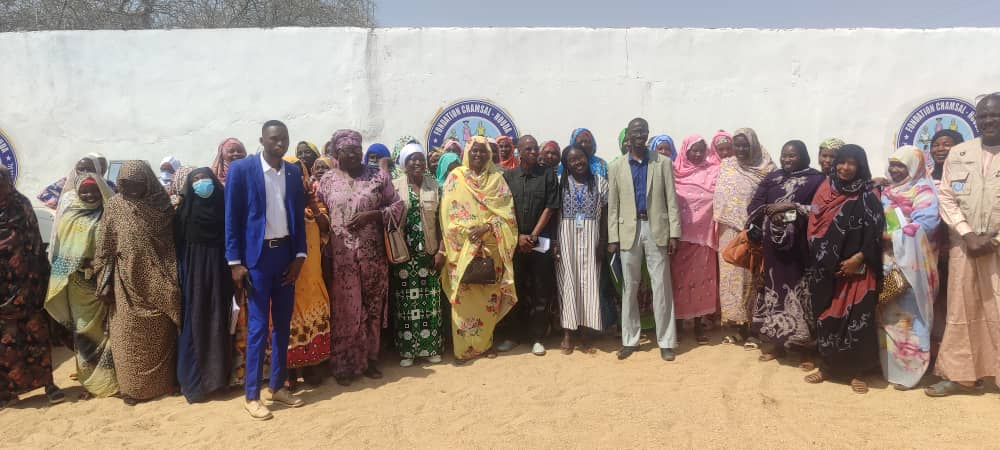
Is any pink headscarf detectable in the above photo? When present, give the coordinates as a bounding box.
[709,130,732,158]
[213,138,245,185]
[331,129,362,150]
[673,134,721,249]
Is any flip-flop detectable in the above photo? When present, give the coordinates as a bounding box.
[758,353,778,362]
[798,361,816,371]
[804,371,825,384]
[743,341,760,351]
[850,378,869,394]
[924,380,984,397]
[721,335,743,345]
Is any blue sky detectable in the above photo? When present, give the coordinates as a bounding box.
[376,0,996,28]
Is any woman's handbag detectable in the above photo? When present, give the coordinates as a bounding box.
[722,229,763,273]
[879,264,910,305]
[461,245,497,285]
[384,212,411,264]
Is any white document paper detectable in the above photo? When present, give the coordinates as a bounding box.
[532,236,551,253]
[229,297,240,335]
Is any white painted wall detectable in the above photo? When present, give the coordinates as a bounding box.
[2,27,998,202]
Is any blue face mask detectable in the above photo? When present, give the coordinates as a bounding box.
[192,179,215,198]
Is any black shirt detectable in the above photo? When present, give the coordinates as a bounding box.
[503,164,561,237]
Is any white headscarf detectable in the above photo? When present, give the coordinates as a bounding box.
[396,142,425,167]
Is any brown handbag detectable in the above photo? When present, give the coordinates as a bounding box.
[384,213,411,264]
[878,264,910,305]
[461,246,497,285]
[722,229,763,272]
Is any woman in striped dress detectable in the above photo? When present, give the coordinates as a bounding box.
[555,145,608,354]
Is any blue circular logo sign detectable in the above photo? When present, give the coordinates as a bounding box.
[896,97,979,175]
[0,129,18,184]
[426,99,519,151]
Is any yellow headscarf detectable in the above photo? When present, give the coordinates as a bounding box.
[438,136,519,337]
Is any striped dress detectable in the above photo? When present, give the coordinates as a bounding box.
[556,174,608,331]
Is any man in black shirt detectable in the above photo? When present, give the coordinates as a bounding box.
[500,135,560,355]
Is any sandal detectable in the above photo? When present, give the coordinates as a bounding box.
[485,349,498,359]
[924,380,985,397]
[798,360,816,372]
[45,385,66,405]
[758,353,779,362]
[850,378,869,394]
[560,333,574,355]
[803,371,825,384]
[721,335,743,345]
[743,341,760,351]
[893,383,911,391]
[362,366,383,379]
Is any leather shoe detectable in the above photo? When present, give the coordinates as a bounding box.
[244,399,273,420]
[660,348,676,362]
[617,346,639,360]
[263,388,305,408]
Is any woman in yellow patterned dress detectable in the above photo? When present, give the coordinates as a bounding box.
[439,136,519,363]
[284,150,332,387]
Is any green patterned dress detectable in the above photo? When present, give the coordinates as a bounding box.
[391,190,443,359]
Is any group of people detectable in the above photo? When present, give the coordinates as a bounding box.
[1,92,998,419]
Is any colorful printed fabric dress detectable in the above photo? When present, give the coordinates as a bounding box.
[0,190,55,403]
[807,151,884,378]
[391,189,444,359]
[747,167,826,349]
[879,146,940,388]
[318,165,402,378]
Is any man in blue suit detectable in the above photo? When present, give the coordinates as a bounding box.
[225,120,307,420]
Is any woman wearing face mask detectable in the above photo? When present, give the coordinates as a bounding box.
[746,140,825,363]
[159,156,182,189]
[805,145,885,394]
[94,161,182,405]
[174,168,234,403]
[44,174,118,399]
[878,146,940,390]
[713,128,776,347]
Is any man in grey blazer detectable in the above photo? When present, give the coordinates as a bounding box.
[607,117,682,361]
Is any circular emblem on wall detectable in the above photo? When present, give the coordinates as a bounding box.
[425,99,519,151]
[0,128,19,184]
[896,97,979,174]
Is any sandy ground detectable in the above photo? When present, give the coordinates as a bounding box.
[1,328,998,449]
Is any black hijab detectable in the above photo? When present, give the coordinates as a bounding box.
[930,129,964,181]
[783,140,811,170]
[176,167,226,246]
[830,144,872,194]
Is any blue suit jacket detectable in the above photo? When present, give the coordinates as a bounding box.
[224,153,307,269]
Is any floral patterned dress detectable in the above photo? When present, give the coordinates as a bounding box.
[391,190,443,359]
[0,191,55,402]
[317,166,402,378]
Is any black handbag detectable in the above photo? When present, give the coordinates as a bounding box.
[461,246,497,285]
